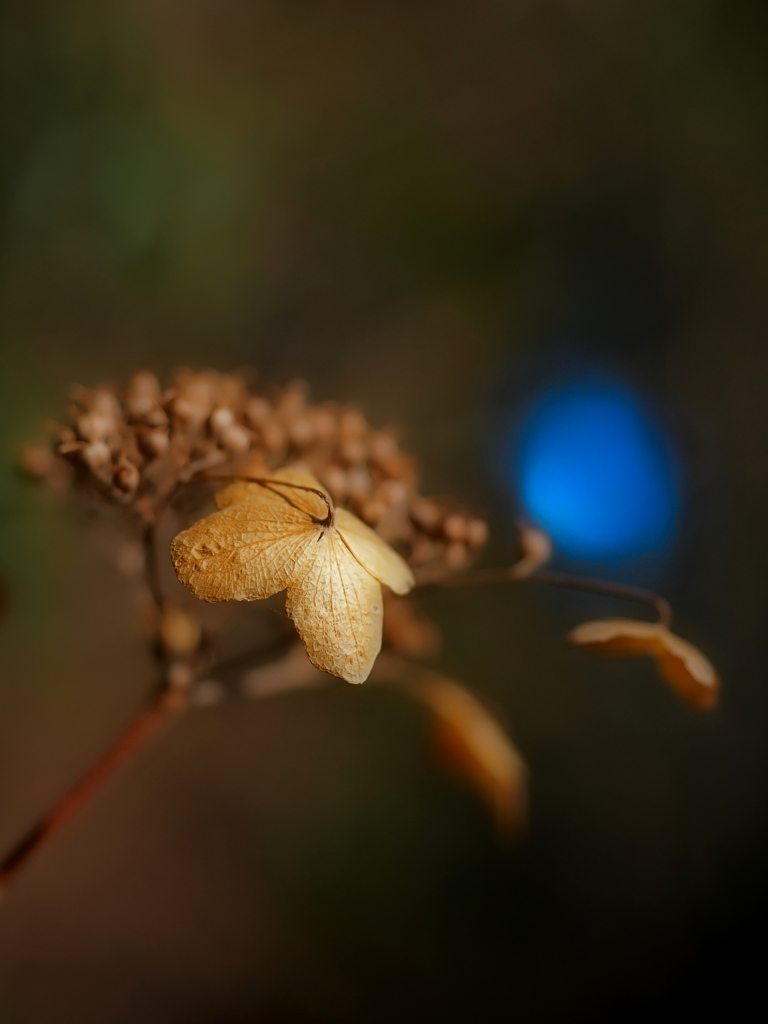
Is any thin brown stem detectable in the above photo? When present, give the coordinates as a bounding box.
[204,474,335,527]
[0,688,186,899]
[419,563,672,628]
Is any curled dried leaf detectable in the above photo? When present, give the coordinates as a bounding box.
[408,673,527,835]
[567,618,719,710]
[171,464,415,684]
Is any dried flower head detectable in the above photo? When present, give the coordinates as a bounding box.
[171,464,414,683]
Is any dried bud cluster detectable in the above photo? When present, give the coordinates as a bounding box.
[19,369,489,572]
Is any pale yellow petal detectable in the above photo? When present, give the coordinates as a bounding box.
[215,463,330,520]
[171,501,316,602]
[335,507,415,595]
[285,530,383,684]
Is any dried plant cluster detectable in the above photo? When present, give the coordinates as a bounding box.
[3,367,720,900]
[20,368,489,571]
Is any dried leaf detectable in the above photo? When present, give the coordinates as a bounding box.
[171,464,415,684]
[567,618,719,710]
[409,673,527,834]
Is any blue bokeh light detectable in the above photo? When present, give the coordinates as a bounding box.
[508,377,681,560]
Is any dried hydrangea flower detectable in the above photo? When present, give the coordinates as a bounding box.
[171,464,414,683]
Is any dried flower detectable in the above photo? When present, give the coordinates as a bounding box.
[171,465,415,683]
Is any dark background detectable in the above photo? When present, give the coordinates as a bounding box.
[1,2,767,1021]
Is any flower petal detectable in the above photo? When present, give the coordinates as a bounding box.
[285,530,383,684]
[566,617,720,710]
[171,501,316,602]
[335,507,415,595]
[215,463,330,520]
[412,674,527,834]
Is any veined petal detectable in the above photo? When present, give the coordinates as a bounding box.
[286,529,383,684]
[215,464,330,521]
[335,507,415,595]
[171,501,317,602]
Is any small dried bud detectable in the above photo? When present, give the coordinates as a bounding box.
[113,455,141,494]
[411,497,441,533]
[245,397,272,427]
[159,605,202,658]
[465,518,489,550]
[126,372,162,419]
[137,427,170,459]
[377,479,408,506]
[288,415,316,448]
[276,380,308,420]
[346,467,372,499]
[209,405,235,437]
[340,438,368,465]
[307,406,337,442]
[219,424,252,455]
[81,441,112,472]
[339,407,367,440]
[410,536,439,565]
[359,499,388,524]
[76,412,116,443]
[443,514,467,542]
[259,420,287,454]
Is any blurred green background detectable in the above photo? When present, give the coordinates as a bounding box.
[2,2,768,1021]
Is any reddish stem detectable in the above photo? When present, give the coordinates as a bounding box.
[0,688,186,899]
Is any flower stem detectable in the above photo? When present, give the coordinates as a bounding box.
[0,687,187,900]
